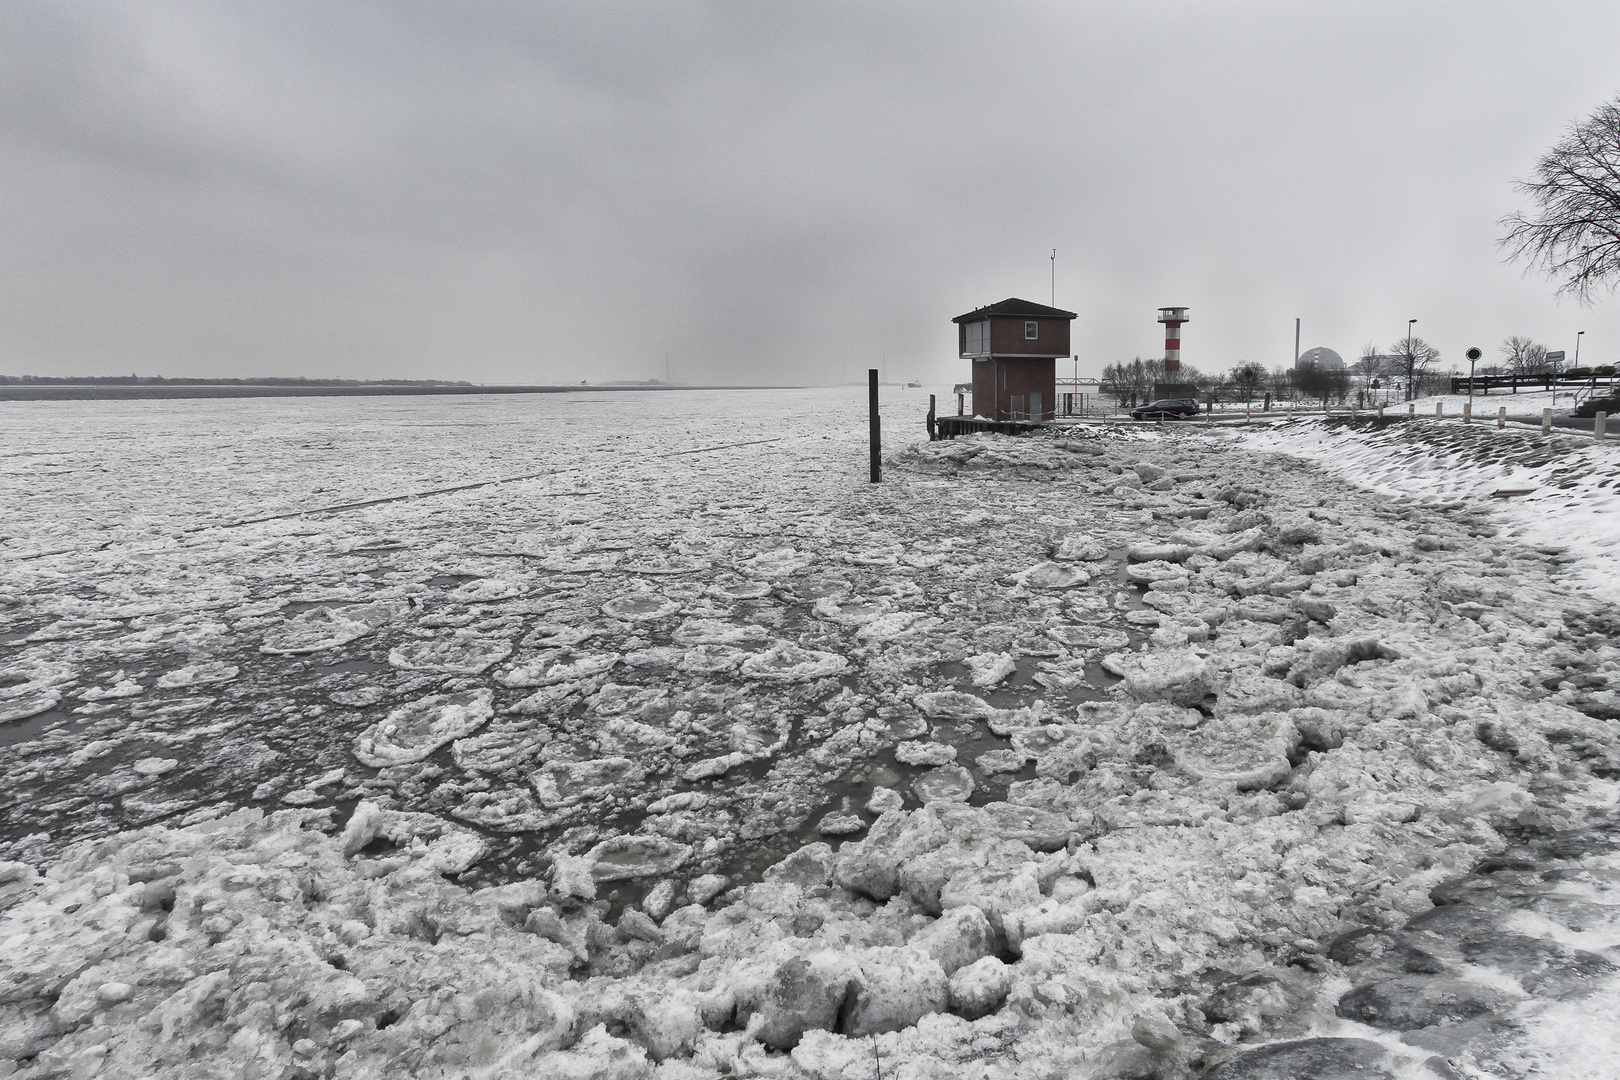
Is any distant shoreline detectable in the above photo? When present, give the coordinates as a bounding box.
[0,383,796,402]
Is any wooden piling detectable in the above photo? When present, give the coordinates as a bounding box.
[869,369,881,483]
[927,394,937,441]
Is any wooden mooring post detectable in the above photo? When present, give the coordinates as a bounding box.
[868,369,881,483]
[927,394,937,441]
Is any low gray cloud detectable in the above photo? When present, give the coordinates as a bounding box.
[2,1,1618,384]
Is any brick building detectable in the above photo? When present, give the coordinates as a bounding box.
[953,298,1076,421]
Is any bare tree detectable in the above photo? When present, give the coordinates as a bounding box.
[1294,363,1349,407]
[1387,335,1441,400]
[1500,96,1620,302]
[1101,357,1154,407]
[1228,361,1265,404]
[1354,342,1385,385]
[1499,335,1550,374]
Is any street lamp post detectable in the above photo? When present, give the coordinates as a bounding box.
[1565,331,1585,405]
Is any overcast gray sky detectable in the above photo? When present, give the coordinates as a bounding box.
[3,1,1619,385]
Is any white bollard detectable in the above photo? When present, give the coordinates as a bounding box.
[1378,404,1385,418]
[1408,403,1414,419]
[1599,411,1609,441]
[1542,407,1552,435]
[1245,408,1251,424]
[1497,406,1505,429]
[1436,402,1443,417]
[1464,402,1472,424]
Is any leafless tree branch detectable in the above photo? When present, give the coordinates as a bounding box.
[1500,96,1620,303]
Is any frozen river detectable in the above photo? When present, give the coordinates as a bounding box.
[3,391,1619,1079]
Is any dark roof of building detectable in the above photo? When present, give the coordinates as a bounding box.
[952,298,1078,323]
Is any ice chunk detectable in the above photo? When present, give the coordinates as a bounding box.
[682,750,749,781]
[1054,533,1112,561]
[755,955,858,1050]
[912,764,975,804]
[532,757,646,808]
[449,788,556,832]
[856,612,929,642]
[706,575,772,600]
[131,757,178,777]
[866,786,904,814]
[948,955,1011,1019]
[449,577,526,602]
[1127,543,1191,563]
[834,808,950,900]
[154,661,238,689]
[687,873,727,904]
[966,651,1017,687]
[1125,560,1188,585]
[812,595,896,626]
[910,905,994,975]
[842,946,948,1036]
[600,593,680,622]
[739,643,848,682]
[1175,713,1297,790]
[260,601,406,654]
[588,683,668,718]
[0,690,59,723]
[672,618,769,646]
[1046,625,1129,650]
[583,835,691,881]
[388,632,513,674]
[677,644,747,673]
[1102,650,1210,706]
[352,689,494,767]
[497,651,619,687]
[896,741,957,766]
[939,863,1042,934]
[621,554,707,575]
[642,880,677,918]
[816,812,866,835]
[741,546,813,578]
[1010,562,1091,589]
[451,720,551,774]
[915,690,992,720]
[974,749,1024,775]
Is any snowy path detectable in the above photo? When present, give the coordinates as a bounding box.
[2,393,1618,1079]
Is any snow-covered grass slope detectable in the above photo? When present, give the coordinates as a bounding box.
[1243,415,1620,607]
[2,394,1619,1078]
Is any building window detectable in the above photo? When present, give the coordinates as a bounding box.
[963,320,990,355]
[1025,321,1039,340]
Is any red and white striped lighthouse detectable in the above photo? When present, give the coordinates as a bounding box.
[1157,306,1189,375]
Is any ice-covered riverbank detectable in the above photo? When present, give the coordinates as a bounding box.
[3,392,1619,1078]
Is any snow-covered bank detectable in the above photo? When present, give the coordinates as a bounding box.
[1243,416,1620,608]
[3,394,1619,1078]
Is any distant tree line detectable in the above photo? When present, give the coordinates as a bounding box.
[1098,328,1612,411]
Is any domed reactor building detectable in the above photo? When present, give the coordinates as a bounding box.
[1295,346,1345,372]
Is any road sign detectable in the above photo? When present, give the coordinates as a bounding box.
[1547,350,1566,364]
[1466,347,1483,361]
